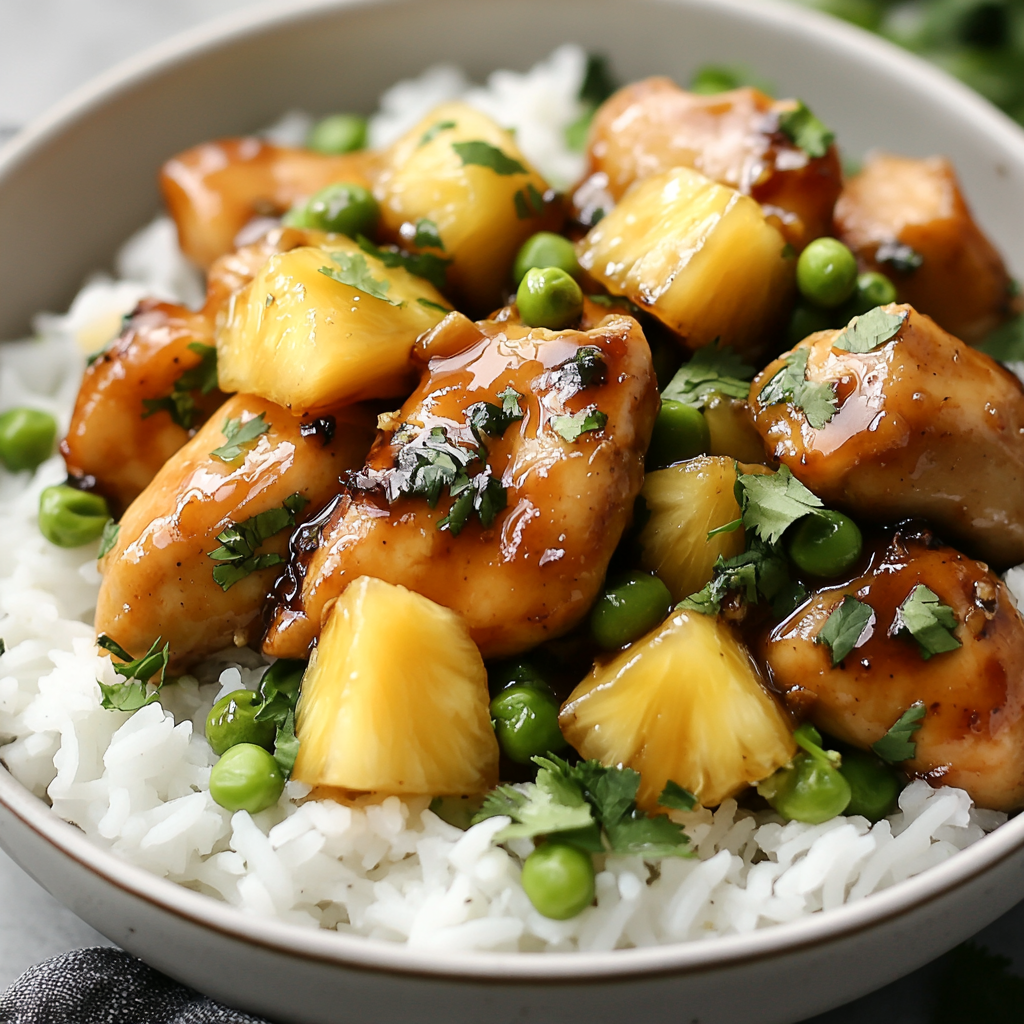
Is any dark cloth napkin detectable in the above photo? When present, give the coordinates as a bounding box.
[0,947,269,1024]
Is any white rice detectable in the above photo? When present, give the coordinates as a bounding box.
[0,47,1018,954]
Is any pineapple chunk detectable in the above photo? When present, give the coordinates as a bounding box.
[217,240,449,415]
[375,102,556,312]
[704,396,769,465]
[576,167,794,357]
[639,457,770,602]
[560,610,796,809]
[292,576,499,795]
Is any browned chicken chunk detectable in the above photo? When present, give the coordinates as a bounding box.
[749,304,1024,567]
[263,310,659,660]
[160,138,379,268]
[764,529,1024,811]
[573,79,842,249]
[61,300,226,515]
[835,154,1017,344]
[95,394,376,669]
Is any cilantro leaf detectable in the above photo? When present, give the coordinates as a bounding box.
[680,536,792,615]
[272,708,300,776]
[736,464,824,546]
[474,780,594,842]
[777,101,834,158]
[210,412,271,463]
[658,780,697,812]
[319,251,404,306]
[141,343,218,431]
[437,469,507,535]
[412,217,444,250]
[252,659,305,778]
[872,702,926,763]
[817,595,874,666]
[466,392,524,445]
[97,634,170,712]
[498,386,524,420]
[550,347,606,391]
[208,493,308,591]
[977,314,1024,363]
[417,298,452,314]
[419,119,456,147]
[579,53,617,107]
[661,341,755,407]
[97,519,119,559]
[551,407,607,442]
[891,584,962,660]
[514,183,546,219]
[757,347,838,429]
[833,307,907,354]
[876,241,923,274]
[452,140,527,175]
[356,236,450,292]
[605,814,692,858]
[587,294,643,316]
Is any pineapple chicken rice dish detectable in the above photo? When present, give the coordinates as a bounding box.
[2,45,1024,952]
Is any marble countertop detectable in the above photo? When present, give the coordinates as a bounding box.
[0,1,1021,1020]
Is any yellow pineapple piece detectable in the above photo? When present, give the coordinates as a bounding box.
[217,240,449,415]
[375,102,555,312]
[576,167,795,357]
[560,610,796,809]
[292,576,499,795]
[639,457,771,602]
[704,396,769,465]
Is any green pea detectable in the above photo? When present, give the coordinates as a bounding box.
[786,302,835,346]
[839,749,901,822]
[488,658,549,695]
[205,689,276,756]
[521,842,595,919]
[516,267,584,330]
[38,485,110,548]
[307,114,368,155]
[647,400,710,468]
[512,232,580,285]
[490,685,566,764]
[762,752,852,824]
[787,510,863,578]
[796,238,858,309]
[209,743,285,814]
[0,408,57,471]
[590,571,672,650]
[853,271,897,310]
[283,182,379,238]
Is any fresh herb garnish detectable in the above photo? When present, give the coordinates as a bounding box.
[817,595,874,665]
[97,519,120,559]
[210,412,271,463]
[657,780,697,812]
[514,183,546,219]
[872,702,926,763]
[734,464,825,546]
[253,659,305,776]
[473,755,691,858]
[777,100,834,159]
[207,493,308,591]
[356,236,451,292]
[452,140,527,176]
[419,119,457,147]
[587,294,643,316]
[679,536,795,616]
[319,251,405,306]
[891,584,962,660]
[661,340,755,408]
[418,297,452,314]
[437,468,507,536]
[97,634,170,712]
[756,347,838,428]
[551,407,607,442]
[412,217,444,250]
[141,343,218,430]
[876,241,923,274]
[466,388,525,446]
[978,314,1024,363]
[833,306,907,354]
[551,347,606,391]
[566,54,618,152]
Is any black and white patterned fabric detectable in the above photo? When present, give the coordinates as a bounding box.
[0,947,269,1024]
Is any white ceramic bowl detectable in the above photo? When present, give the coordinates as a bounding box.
[2,2,1024,1022]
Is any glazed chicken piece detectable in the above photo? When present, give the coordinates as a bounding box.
[160,138,380,268]
[749,304,1024,568]
[96,394,376,670]
[764,529,1024,811]
[835,154,1017,344]
[263,310,659,660]
[61,300,226,515]
[573,79,843,249]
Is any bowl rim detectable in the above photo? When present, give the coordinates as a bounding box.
[2,0,1024,984]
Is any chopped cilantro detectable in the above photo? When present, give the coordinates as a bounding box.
[756,347,838,428]
[978,315,1024,362]
[679,536,793,615]
[412,217,444,250]
[97,519,120,559]
[777,101,834,159]
[438,469,507,536]
[661,340,755,408]
[385,427,477,506]
[891,584,962,660]
[876,241,923,273]
[272,709,300,775]
[587,294,643,316]
[872,702,926,763]
[417,297,452,314]
[97,634,170,712]
[141,343,218,431]
[466,388,524,446]
[419,119,456,147]
[658,780,697,812]
[564,110,594,152]
[498,386,524,420]
[452,140,526,176]
[833,306,907,354]
[253,659,305,777]
[551,347,606,391]
[689,64,775,96]
[356,236,450,292]
[735,464,825,546]
[817,595,874,665]
[210,412,271,463]
[319,251,404,306]
[551,407,607,442]
[514,183,546,220]
[0,639,5,657]
[579,52,617,107]
[207,493,308,591]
